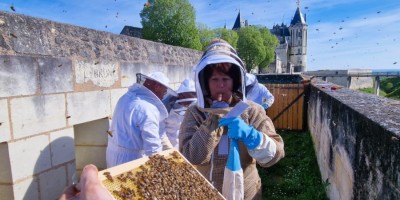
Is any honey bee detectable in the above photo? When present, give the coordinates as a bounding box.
[105,174,114,182]
[10,33,17,38]
[106,130,113,137]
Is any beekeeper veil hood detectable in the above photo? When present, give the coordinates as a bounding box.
[194,39,247,109]
[176,78,196,94]
[136,72,178,112]
[172,78,197,115]
[245,73,259,95]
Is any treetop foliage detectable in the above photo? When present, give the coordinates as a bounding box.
[140,1,279,70]
[140,0,201,50]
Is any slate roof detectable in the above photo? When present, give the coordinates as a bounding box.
[120,26,142,38]
[232,11,245,30]
[290,7,306,25]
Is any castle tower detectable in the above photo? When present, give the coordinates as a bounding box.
[288,1,307,72]
[232,10,246,30]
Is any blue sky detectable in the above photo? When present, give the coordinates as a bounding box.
[0,0,399,71]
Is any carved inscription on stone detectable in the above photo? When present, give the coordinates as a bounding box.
[76,61,118,87]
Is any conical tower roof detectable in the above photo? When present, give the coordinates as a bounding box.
[290,7,306,25]
[232,11,245,30]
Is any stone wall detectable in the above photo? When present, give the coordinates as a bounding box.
[0,11,201,199]
[305,69,374,89]
[308,80,400,200]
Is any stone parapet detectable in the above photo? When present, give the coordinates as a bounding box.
[0,11,201,199]
[308,80,400,199]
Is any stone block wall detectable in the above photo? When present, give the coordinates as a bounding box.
[0,11,201,199]
[308,80,400,199]
[305,69,374,89]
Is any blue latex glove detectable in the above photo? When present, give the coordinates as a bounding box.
[226,139,241,171]
[262,103,269,110]
[219,117,262,150]
[210,100,229,109]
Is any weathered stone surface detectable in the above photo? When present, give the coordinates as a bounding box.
[0,12,202,66]
[308,80,400,200]
[120,62,148,87]
[74,118,108,146]
[147,43,163,63]
[38,166,67,200]
[13,177,39,200]
[8,135,51,181]
[75,146,106,171]
[66,90,111,125]
[49,129,75,166]
[0,142,11,183]
[38,57,73,94]
[0,10,204,199]
[0,34,10,50]
[0,55,38,97]
[6,13,52,55]
[0,99,11,142]
[75,61,119,88]
[10,94,66,139]
[0,185,13,200]
[166,64,191,89]
[304,69,374,89]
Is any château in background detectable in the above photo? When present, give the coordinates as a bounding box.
[121,2,308,74]
[232,4,308,73]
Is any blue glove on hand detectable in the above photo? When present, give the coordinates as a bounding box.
[219,117,262,150]
[226,139,241,171]
[211,100,229,109]
[262,103,269,110]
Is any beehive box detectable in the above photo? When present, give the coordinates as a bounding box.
[99,149,225,200]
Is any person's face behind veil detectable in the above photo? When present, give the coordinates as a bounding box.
[207,63,234,103]
[143,79,167,100]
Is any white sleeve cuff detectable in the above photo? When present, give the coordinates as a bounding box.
[248,134,277,164]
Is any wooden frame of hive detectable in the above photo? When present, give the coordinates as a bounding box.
[98,149,226,199]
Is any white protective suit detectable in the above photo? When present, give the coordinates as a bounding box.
[245,73,274,109]
[106,74,171,168]
[164,78,196,149]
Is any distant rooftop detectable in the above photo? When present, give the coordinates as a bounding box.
[120,25,142,38]
[290,7,306,25]
[232,11,246,30]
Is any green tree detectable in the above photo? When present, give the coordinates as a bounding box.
[140,0,201,50]
[258,27,279,72]
[236,27,266,72]
[214,28,239,48]
[197,23,215,50]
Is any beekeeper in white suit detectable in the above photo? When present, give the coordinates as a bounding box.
[164,78,197,149]
[245,73,274,110]
[179,39,285,199]
[106,72,177,167]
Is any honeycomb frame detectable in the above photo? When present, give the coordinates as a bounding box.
[98,149,225,200]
